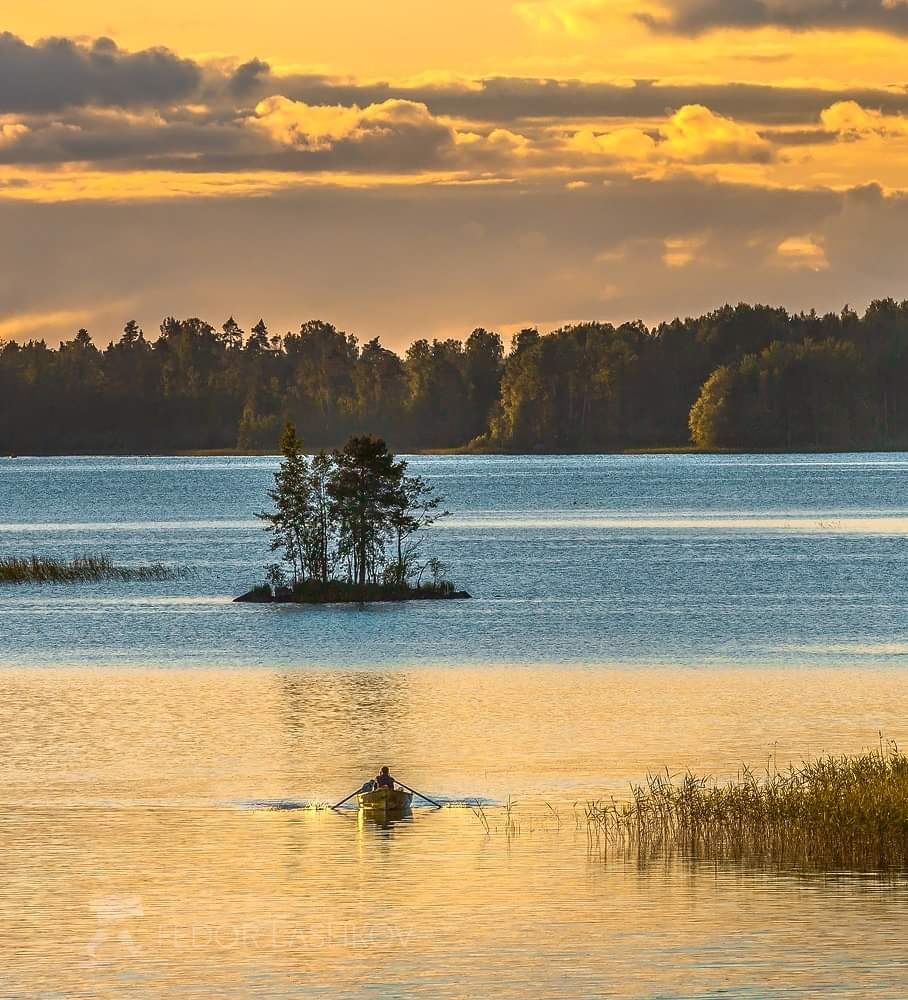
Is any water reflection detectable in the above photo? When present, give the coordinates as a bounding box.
[277,671,410,744]
[355,808,415,834]
[5,454,908,668]
[3,665,908,995]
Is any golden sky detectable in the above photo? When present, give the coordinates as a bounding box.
[1,1,908,346]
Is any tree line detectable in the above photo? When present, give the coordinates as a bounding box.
[3,300,908,453]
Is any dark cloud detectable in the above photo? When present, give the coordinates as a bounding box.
[229,58,271,97]
[759,127,838,146]
[638,0,908,36]
[239,75,908,126]
[0,45,901,175]
[0,94,868,174]
[0,110,255,167]
[3,177,891,350]
[2,31,908,129]
[0,100,462,172]
[0,32,202,112]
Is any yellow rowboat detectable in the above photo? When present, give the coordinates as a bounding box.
[358,787,413,812]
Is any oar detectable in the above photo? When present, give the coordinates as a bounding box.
[396,780,443,809]
[331,788,362,810]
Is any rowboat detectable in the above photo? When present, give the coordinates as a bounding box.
[358,787,413,812]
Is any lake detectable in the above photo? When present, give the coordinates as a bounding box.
[2,454,908,997]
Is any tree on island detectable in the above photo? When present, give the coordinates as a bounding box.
[257,423,311,585]
[387,469,446,584]
[328,435,405,588]
[256,423,450,598]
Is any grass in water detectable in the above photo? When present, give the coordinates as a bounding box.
[586,741,908,870]
[0,554,182,584]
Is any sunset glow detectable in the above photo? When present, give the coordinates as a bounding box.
[2,2,907,346]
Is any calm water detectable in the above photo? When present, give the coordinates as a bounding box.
[3,454,908,997]
[2,453,908,667]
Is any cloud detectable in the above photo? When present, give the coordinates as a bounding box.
[659,104,772,162]
[570,105,772,166]
[0,91,540,180]
[0,97,773,181]
[0,33,202,113]
[250,96,452,153]
[1,33,907,196]
[249,74,908,127]
[570,125,658,160]
[776,235,829,269]
[0,175,863,349]
[0,306,111,340]
[514,0,619,34]
[229,59,271,98]
[3,174,905,355]
[0,107,256,168]
[820,99,908,136]
[248,96,537,174]
[0,121,29,146]
[251,97,380,149]
[638,0,908,36]
[6,32,908,132]
[663,235,705,267]
[246,95,529,173]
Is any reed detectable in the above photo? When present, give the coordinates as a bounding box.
[587,741,908,870]
[0,554,182,584]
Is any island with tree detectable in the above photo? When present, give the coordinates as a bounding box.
[236,424,469,605]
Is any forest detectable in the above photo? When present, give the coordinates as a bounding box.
[2,299,908,453]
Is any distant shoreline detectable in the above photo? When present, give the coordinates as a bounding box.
[7,303,908,456]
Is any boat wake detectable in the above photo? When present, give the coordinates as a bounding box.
[435,796,498,808]
[234,795,498,811]
[237,799,329,811]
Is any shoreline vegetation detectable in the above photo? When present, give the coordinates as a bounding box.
[586,742,908,870]
[237,426,464,606]
[6,299,908,455]
[0,555,182,584]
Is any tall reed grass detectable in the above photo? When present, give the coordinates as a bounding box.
[586,741,908,870]
[0,554,181,584]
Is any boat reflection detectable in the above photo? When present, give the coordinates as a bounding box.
[356,807,414,833]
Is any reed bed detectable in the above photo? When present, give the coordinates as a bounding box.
[0,554,182,584]
[586,742,908,870]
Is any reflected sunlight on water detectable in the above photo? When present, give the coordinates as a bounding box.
[4,455,908,995]
[2,666,908,997]
[441,513,908,533]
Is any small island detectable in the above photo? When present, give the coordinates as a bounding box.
[235,425,469,605]
[236,580,470,604]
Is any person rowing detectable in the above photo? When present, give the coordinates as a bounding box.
[333,769,441,809]
[374,765,395,789]
[357,765,396,794]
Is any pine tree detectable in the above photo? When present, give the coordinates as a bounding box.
[328,436,405,587]
[308,451,334,584]
[257,423,312,585]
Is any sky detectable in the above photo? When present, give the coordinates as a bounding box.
[2,1,908,348]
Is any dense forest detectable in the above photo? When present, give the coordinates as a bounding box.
[2,300,908,453]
